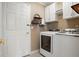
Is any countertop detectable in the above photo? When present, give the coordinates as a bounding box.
[41,31,79,37]
[41,31,59,34]
[56,32,79,37]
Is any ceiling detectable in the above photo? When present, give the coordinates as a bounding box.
[39,2,53,6]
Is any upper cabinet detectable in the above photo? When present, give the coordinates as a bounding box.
[45,5,50,22]
[45,3,56,22]
[63,2,72,19]
[49,3,56,22]
[55,2,63,17]
[55,2,62,11]
[63,2,79,19]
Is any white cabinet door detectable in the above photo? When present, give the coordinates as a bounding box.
[45,6,50,22]
[50,3,56,22]
[3,3,31,57]
[72,2,79,17]
[45,3,56,22]
[53,34,79,57]
[62,36,79,57]
[53,34,65,57]
[63,2,72,19]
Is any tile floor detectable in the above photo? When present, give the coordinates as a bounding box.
[27,53,43,57]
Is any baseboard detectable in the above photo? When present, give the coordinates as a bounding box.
[31,49,40,55]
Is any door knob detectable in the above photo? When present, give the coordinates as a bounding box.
[26,24,30,26]
[0,39,5,45]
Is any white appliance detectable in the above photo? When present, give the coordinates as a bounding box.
[40,31,58,57]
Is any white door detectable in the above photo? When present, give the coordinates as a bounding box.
[0,2,3,57]
[15,3,31,56]
[3,2,31,57]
